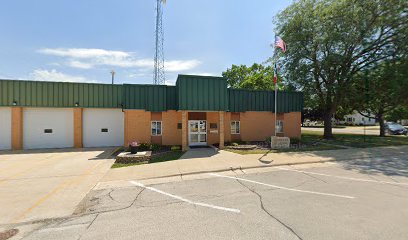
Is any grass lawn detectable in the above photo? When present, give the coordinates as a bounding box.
[302,125,346,129]
[111,151,186,168]
[227,131,408,155]
[111,162,145,169]
[149,151,186,163]
[303,130,408,148]
[226,144,341,155]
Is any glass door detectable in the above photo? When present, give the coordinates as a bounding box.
[188,120,207,146]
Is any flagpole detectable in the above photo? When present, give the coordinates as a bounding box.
[274,34,277,137]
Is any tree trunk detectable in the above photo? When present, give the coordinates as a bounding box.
[323,111,334,139]
[378,113,385,137]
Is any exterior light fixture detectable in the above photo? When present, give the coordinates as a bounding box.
[75,102,79,107]
[12,100,17,106]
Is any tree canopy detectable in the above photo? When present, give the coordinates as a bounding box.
[350,56,408,135]
[222,63,276,90]
[274,0,407,138]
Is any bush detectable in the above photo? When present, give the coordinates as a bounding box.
[171,145,181,151]
[265,137,272,144]
[150,144,161,151]
[138,143,151,151]
[231,142,239,146]
[290,138,301,144]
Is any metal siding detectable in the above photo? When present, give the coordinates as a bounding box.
[123,84,168,111]
[1,77,303,112]
[0,80,123,108]
[176,75,228,111]
[228,89,303,113]
[166,86,177,110]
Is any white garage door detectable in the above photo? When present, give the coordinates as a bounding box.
[0,108,12,150]
[24,108,74,149]
[83,109,124,147]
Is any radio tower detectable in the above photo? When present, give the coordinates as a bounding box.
[153,0,166,85]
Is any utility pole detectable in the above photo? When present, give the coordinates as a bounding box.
[110,70,115,85]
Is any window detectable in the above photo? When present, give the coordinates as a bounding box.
[210,123,218,129]
[101,128,108,133]
[44,129,53,134]
[231,121,240,134]
[276,120,284,133]
[177,123,182,129]
[151,121,162,136]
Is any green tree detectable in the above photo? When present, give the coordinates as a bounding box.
[222,63,284,90]
[351,58,408,136]
[274,0,407,138]
[386,107,408,123]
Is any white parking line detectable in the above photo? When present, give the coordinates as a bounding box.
[129,181,240,213]
[275,167,408,186]
[209,173,355,199]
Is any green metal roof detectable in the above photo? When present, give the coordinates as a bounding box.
[228,89,303,113]
[0,75,303,112]
[0,80,123,108]
[176,75,228,111]
[123,84,177,112]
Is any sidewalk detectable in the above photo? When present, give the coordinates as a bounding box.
[99,145,408,185]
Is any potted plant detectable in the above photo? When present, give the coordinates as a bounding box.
[129,141,139,154]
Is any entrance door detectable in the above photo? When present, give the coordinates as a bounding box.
[188,120,207,146]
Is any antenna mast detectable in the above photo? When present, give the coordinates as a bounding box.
[153,0,165,85]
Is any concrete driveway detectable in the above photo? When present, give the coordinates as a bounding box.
[0,148,115,225]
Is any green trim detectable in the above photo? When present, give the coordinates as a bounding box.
[0,74,303,112]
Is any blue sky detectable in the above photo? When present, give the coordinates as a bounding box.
[0,0,291,85]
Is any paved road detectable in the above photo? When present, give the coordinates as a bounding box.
[12,152,408,240]
[0,148,115,225]
[302,126,380,135]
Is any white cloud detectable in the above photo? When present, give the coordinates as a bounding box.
[38,48,130,59]
[165,80,176,86]
[30,69,97,83]
[68,60,94,69]
[38,48,201,72]
[166,60,201,71]
[183,72,221,76]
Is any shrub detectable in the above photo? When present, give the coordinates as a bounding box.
[138,143,150,151]
[171,145,181,151]
[149,144,161,151]
[231,142,239,146]
[290,138,301,144]
[265,137,272,144]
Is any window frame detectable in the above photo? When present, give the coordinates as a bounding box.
[151,121,162,136]
[231,121,240,134]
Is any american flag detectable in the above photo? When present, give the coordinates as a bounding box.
[275,36,286,53]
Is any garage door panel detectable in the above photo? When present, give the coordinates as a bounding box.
[24,108,74,149]
[0,108,12,150]
[83,109,124,147]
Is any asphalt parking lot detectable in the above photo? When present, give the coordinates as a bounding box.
[16,152,408,240]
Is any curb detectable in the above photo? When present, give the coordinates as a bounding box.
[128,150,408,182]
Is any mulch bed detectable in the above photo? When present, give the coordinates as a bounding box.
[224,141,307,150]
